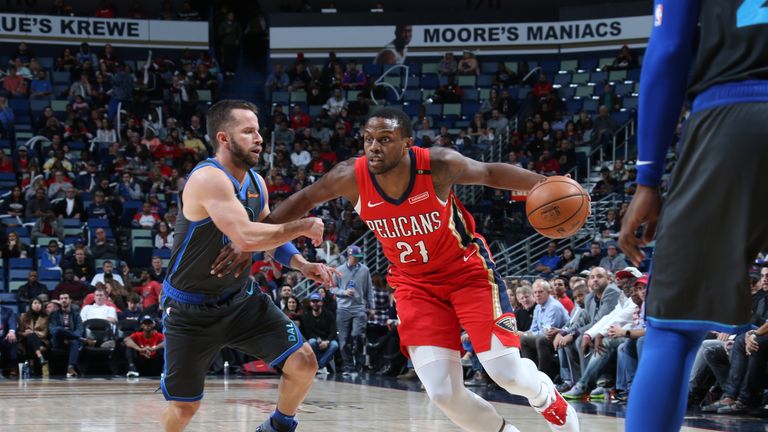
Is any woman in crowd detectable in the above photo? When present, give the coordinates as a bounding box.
[17,298,50,374]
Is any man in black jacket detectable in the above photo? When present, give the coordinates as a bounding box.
[300,293,338,372]
[48,292,89,377]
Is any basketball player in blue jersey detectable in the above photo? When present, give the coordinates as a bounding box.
[619,1,768,430]
[160,99,337,432]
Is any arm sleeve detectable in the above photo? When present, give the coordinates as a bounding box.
[636,0,700,186]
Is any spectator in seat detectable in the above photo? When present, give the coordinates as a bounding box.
[308,150,330,178]
[514,285,536,332]
[341,60,366,90]
[49,293,87,378]
[276,285,294,310]
[134,269,162,311]
[117,172,143,202]
[552,282,590,392]
[290,105,311,131]
[552,277,574,314]
[324,88,348,117]
[40,240,63,271]
[132,202,161,229]
[2,231,29,260]
[17,270,49,312]
[2,185,25,218]
[218,12,242,76]
[90,227,118,260]
[87,190,115,222]
[31,211,64,243]
[610,45,638,70]
[555,246,581,278]
[26,188,52,220]
[265,64,289,94]
[80,287,117,324]
[0,151,14,173]
[90,260,124,287]
[3,65,27,98]
[154,221,174,249]
[533,73,553,99]
[519,279,569,378]
[119,294,143,321]
[291,142,312,169]
[124,315,164,377]
[599,243,628,273]
[17,298,49,373]
[534,241,561,277]
[437,52,458,78]
[75,161,101,193]
[52,268,88,304]
[486,109,509,132]
[457,51,479,75]
[53,185,85,220]
[300,292,339,372]
[288,61,312,91]
[535,150,561,176]
[494,62,517,87]
[579,242,604,272]
[148,256,166,282]
[30,70,53,99]
[0,305,18,376]
[282,296,303,327]
[65,247,95,285]
[47,171,73,201]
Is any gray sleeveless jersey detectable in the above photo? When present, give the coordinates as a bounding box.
[165,158,265,296]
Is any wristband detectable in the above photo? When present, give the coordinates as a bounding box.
[273,242,300,267]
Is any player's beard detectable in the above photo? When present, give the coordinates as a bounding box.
[229,136,258,170]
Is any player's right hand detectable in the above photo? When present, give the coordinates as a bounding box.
[303,217,325,247]
[619,185,662,266]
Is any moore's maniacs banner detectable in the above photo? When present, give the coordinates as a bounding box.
[270,15,652,58]
[0,13,208,49]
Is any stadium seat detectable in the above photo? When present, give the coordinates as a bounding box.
[290,91,307,104]
[421,63,438,74]
[575,86,594,98]
[598,57,614,70]
[457,75,476,88]
[463,89,479,101]
[425,104,442,116]
[622,96,638,110]
[197,89,212,102]
[554,73,572,86]
[443,104,462,117]
[9,269,30,281]
[583,99,599,112]
[9,258,33,269]
[271,91,289,104]
[477,74,494,87]
[559,59,578,72]
[608,70,627,82]
[481,62,498,74]
[51,71,70,84]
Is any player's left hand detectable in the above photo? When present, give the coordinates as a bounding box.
[594,334,606,355]
[297,262,341,287]
[211,243,252,278]
[619,185,662,266]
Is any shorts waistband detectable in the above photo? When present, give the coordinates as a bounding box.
[692,80,768,113]
[162,280,244,306]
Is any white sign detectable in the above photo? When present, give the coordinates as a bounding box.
[0,13,208,49]
[270,16,652,57]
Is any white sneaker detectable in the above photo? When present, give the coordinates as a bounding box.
[126,367,140,378]
[531,372,580,432]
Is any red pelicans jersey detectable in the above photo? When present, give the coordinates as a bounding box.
[354,146,518,353]
[354,146,484,281]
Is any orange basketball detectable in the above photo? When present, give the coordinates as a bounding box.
[525,176,590,239]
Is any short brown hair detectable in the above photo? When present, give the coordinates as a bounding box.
[206,99,258,152]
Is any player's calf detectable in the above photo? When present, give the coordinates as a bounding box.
[162,400,200,432]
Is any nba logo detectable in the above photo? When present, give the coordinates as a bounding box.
[654,3,663,27]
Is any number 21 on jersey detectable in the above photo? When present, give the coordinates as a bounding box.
[396,240,429,264]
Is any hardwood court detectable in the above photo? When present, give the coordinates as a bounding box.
[0,376,757,431]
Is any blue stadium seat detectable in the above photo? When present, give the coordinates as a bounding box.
[540,60,559,74]
[271,91,289,104]
[581,58,598,71]
[421,75,438,89]
[559,87,576,99]
[363,64,382,76]
[9,269,30,280]
[463,89,479,101]
[9,258,33,269]
[402,103,420,117]
[554,73,572,86]
[590,71,608,84]
[582,99,599,112]
[477,74,494,87]
[461,102,480,116]
[622,96,638,110]
[38,268,61,280]
[309,105,323,116]
[406,75,420,89]
[153,248,172,259]
[403,89,421,102]
[51,71,70,84]
[425,104,442,116]
[615,82,634,96]
[481,62,498,74]
[8,99,29,113]
[612,111,630,125]
[566,99,583,114]
[61,218,82,228]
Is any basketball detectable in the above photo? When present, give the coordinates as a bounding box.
[526,176,590,239]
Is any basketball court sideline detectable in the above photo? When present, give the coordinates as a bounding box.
[2,376,762,431]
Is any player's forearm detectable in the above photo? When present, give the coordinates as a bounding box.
[264,190,315,224]
[485,163,545,191]
[238,220,311,252]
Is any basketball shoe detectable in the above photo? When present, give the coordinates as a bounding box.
[255,417,298,432]
[531,372,580,432]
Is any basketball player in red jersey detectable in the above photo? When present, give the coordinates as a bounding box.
[263,108,580,431]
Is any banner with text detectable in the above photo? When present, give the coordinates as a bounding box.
[270,15,652,57]
[0,13,208,49]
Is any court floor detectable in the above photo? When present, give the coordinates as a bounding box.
[0,374,765,431]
